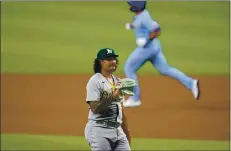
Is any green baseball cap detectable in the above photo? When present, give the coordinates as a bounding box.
[97,48,119,60]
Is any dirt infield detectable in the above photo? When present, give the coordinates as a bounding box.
[1,74,230,140]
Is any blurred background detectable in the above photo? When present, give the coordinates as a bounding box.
[1,1,229,74]
[1,1,230,150]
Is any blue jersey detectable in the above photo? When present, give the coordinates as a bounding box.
[124,9,197,104]
[132,10,160,41]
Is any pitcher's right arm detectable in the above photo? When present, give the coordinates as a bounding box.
[88,89,121,114]
[86,79,121,114]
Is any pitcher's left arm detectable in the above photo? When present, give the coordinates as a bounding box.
[121,103,131,146]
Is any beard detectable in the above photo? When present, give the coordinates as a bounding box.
[108,64,117,72]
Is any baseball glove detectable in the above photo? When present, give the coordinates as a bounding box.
[115,78,137,96]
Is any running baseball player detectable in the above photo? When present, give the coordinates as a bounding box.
[85,48,136,151]
[123,1,200,107]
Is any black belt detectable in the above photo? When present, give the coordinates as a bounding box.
[96,120,121,128]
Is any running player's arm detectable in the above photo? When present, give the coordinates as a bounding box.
[127,15,143,30]
[143,13,161,39]
[86,79,121,114]
[121,103,131,145]
[148,21,161,40]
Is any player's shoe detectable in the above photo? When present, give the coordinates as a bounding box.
[123,99,141,108]
[192,79,200,100]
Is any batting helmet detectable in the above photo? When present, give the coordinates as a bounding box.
[127,1,146,12]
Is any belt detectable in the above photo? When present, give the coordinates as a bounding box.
[96,120,121,128]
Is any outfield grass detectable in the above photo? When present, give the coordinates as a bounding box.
[1,134,229,150]
[1,2,229,74]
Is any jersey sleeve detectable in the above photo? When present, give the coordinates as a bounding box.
[143,12,161,32]
[86,78,101,102]
[132,16,142,29]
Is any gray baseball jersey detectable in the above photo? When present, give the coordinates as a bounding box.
[84,73,130,151]
[86,73,124,124]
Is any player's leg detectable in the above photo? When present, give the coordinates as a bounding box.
[150,39,200,99]
[85,126,112,151]
[123,47,152,107]
[90,138,112,151]
[114,127,131,151]
[114,137,131,151]
[152,51,194,90]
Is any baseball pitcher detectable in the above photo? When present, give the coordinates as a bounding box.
[123,1,200,107]
[85,48,136,151]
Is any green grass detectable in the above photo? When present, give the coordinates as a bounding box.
[1,2,229,75]
[1,134,229,150]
